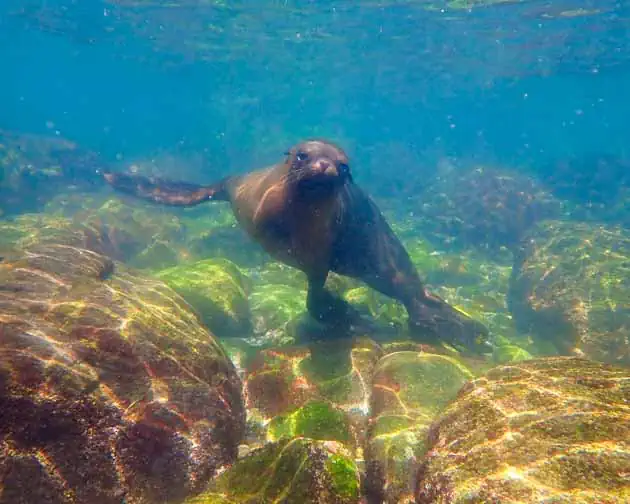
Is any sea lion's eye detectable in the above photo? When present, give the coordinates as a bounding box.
[296,152,309,162]
[338,163,350,174]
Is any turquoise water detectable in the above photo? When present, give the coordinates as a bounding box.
[2,2,630,504]
[3,1,630,185]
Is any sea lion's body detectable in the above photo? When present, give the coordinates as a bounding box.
[104,140,488,351]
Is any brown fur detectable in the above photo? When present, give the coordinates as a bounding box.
[104,139,489,352]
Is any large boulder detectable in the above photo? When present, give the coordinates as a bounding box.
[243,338,382,451]
[0,243,245,504]
[415,357,630,503]
[156,258,252,337]
[0,130,101,217]
[366,351,474,503]
[509,220,630,365]
[417,166,560,257]
[184,438,360,504]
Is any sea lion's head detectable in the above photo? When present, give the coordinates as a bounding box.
[284,140,352,196]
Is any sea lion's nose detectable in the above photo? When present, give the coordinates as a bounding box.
[313,159,338,176]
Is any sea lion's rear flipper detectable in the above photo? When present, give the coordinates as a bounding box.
[410,293,491,354]
[103,171,230,206]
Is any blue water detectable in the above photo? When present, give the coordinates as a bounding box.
[2,2,630,503]
[3,0,630,190]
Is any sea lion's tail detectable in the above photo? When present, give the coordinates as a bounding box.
[102,171,230,206]
[409,293,491,354]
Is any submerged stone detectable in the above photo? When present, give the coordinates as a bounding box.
[156,258,252,337]
[417,165,560,256]
[0,244,245,504]
[415,357,630,503]
[366,351,474,503]
[267,400,353,446]
[0,130,101,216]
[248,283,306,345]
[243,338,383,455]
[185,438,360,504]
[509,220,630,365]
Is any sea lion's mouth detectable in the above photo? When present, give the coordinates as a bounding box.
[296,168,345,197]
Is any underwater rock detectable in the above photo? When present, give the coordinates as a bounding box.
[0,244,245,504]
[0,130,101,216]
[0,204,185,270]
[184,438,360,504]
[415,357,630,503]
[543,154,630,229]
[248,283,307,346]
[0,213,131,261]
[540,154,630,217]
[243,338,383,452]
[366,351,474,503]
[60,195,187,266]
[156,258,252,337]
[184,212,267,269]
[267,400,353,446]
[509,220,630,365]
[417,166,560,256]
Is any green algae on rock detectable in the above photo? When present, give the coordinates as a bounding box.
[65,195,187,266]
[415,357,630,504]
[243,339,384,454]
[509,220,630,365]
[248,283,306,345]
[0,212,137,263]
[366,351,474,503]
[185,438,360,504]
[156,258,252,337]
[0,243,245,504]
[267,400,353,446]
[183,209,268,269]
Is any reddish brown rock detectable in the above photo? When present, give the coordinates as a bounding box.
[0,243,245,504]
[243,338,383,454]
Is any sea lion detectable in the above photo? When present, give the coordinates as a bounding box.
[104,140,489,351]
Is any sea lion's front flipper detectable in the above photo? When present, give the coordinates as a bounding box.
[409,293,491,354]
[103,171,230,206]
[306,274,360,329]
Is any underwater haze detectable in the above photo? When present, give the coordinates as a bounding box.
[2,1,630,504]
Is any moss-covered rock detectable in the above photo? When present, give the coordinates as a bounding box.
[70,196,187,266]
[0,213,128,261]
[183,209,268,268]
[268,400,353,446]
[415,357,630,503]
[366,351,474,503]
[156,258,252,337]
[248,283,306,345]
[509,220,630,365]
[0,243,245,504]
[416,166,560,256]
[185,438,360,503]
[243,339,384,452]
